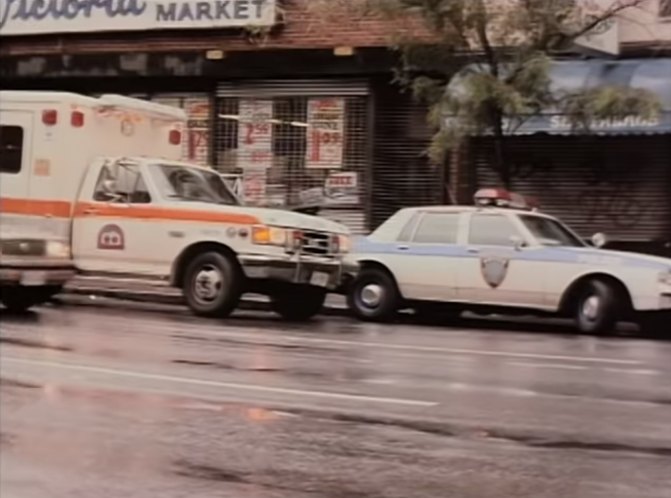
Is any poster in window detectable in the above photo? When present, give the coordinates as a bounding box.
[184,98,210,166]
[306,98,345,169]
[324,171,359,206]
[238,99,273,170]
[242,168,267,205]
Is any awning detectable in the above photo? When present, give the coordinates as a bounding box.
[445,58,671,135]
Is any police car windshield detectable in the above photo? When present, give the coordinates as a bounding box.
[519,215,586,248]
[150,164,239,206]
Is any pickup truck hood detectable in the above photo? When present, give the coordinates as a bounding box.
[172,202,349,234]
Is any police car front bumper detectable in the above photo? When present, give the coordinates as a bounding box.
[239,254,358,290]
[0,258,76,286]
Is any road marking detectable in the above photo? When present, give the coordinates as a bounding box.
[0,357,437,407]
[508,361,589,371]
[601,368,660,376]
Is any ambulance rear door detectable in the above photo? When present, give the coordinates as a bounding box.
[0,110,34,238]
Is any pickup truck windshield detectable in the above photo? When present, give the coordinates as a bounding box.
[519,214,586,248]
[150,164,239,206]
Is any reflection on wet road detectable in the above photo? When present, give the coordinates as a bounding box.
[1,302,671,498]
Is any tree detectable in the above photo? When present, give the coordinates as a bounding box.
[307,0,660,186]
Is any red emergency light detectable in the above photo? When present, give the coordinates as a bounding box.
[169,129,182,145]
[42,109,58,126]
[71,111,85,128]
[474,188,539,211]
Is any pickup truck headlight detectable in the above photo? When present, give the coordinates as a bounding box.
[337,234,351,253]
[251,225,287,247]
[46,241,70,258]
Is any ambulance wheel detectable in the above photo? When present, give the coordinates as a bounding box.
[271,285,326,322]
[183,251,241,318]
[574,279,618,335]
[0,285,60,313]
[347,268,399,322]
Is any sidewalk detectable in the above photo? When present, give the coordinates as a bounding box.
[64,276,349,315]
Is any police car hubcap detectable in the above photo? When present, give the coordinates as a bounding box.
[194,265,223,302]
[361,284,383,308]
[582,295,601,321]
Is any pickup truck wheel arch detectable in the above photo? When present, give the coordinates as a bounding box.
[171,242,241,289]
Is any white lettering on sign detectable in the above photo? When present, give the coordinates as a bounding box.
[238,99,273,170]
[0,0,276,36]
[306,98,345,169]
[550,115,661,130]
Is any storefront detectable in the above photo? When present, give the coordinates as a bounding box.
[463,58,671,257]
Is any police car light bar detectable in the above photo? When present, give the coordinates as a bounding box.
[474,188,539,211]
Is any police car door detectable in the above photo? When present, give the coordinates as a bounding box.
[457,212,545,308]
[392,210,464,301]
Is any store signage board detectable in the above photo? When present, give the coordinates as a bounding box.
[0,0,277,36]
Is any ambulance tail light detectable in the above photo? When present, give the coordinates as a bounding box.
[474,188,539,211]
[71,111,85,128]
[42,109,58,126]
[169,129,182,145]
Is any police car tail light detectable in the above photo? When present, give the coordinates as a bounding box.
[474,188,538,211]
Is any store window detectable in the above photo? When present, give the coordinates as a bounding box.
[214,95,367,209]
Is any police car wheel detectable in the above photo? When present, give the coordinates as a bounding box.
[271,285,326,322]
[347,268,399,322]
[183,251,241,318]
[575,280,618,334]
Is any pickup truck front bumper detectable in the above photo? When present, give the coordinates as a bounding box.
[0,258,76,287]
[239,254,358,290]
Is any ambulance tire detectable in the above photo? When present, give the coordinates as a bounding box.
[0,285,60,313]
[183,251,242,318]
[270,285,327,322]
[347,268,399,322]
[574,279,619,335]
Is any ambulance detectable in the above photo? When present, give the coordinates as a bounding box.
[0,91,355,319]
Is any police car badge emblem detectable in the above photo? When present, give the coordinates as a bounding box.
[480,257,509,289]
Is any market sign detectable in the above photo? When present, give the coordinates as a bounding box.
[0,0,277,36]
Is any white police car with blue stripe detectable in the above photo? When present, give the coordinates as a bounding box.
[344,189,671,335]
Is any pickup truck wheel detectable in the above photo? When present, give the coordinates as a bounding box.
[183,252,241,318]
[0,285,60,313]
[271,286,326,322]
[574,280,619,335]
[347,268,399,322]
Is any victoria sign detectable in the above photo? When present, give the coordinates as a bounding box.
[0,0,277,36]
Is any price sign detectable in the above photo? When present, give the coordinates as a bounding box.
[306,98,345,169]
[238,99,273,169]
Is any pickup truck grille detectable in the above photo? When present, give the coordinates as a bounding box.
[0,239,46,256]
[297,230,332,256]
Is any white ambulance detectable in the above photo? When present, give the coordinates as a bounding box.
[0,91,355,319]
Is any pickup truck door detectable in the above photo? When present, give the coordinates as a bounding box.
[457,212,546,308]
[391,211,465,301]
[72,162,167,276]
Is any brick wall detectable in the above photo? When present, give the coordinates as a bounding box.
[0,0,424,57]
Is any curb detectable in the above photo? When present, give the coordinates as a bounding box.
[63,286,351,317]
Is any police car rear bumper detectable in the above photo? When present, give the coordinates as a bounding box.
[0,258,76,286]
[239,254,358,290]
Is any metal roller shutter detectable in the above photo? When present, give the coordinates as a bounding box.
[370,80,443,231]
[213,80,370,234]
[472,135,671,242]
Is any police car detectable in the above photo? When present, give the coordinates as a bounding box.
[345,189,671,335]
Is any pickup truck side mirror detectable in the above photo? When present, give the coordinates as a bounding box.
[509,235,526,251]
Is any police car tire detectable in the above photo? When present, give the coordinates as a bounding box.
[347,268,399,322]
[271,286,326,322]
[183,251,241,318]
[575,280,618,335]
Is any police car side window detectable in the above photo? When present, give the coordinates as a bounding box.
[397,213,420,242]
[413,213,460,244]
[469,214,519,246]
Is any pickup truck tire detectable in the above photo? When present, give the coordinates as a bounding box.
[574,279,618,335]
[183,251,241,318]
[347,268,399,322]
[271,285,326,322]
[0,285,61,313]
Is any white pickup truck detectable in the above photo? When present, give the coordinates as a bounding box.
[0,91,355,319]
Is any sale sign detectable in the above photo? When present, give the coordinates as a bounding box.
[238,99,273,169]
[306,98,345,169]
[242,168,267,205]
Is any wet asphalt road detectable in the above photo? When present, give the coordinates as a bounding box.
[1,300,670,498]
